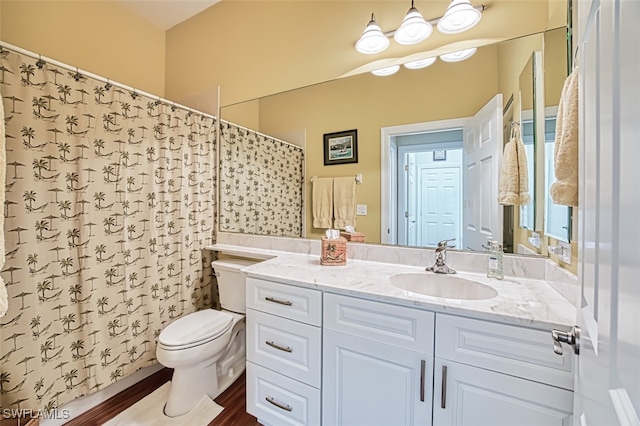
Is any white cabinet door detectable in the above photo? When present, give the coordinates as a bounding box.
[433,359,573,426]
[322,329,433,426]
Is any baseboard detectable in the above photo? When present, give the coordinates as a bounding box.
[41,364,164,426]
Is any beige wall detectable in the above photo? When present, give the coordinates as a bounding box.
[0,0,166,96]
[244,45,499,242]
[165,0,551,109]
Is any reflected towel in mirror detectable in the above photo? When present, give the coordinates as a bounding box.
[312,177,333,228]
[333,176,357,229]
[498,125,530,206]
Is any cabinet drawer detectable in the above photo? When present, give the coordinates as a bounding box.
[324,293,435,353]
[247,309,321,387]
[247,362,321,426]
[435,314,573,390]
[247,277,322,326]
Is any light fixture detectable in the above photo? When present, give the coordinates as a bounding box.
[439,47,477,62]
[403,57,437,69]
[371,65,400,76]
[355,14,390,55]
[437,0,482,34]
[393,0,433,46]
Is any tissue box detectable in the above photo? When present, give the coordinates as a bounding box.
[320,237,347,266]
[340,231,365,242]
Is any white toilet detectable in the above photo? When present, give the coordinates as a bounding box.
[156,257,257,417]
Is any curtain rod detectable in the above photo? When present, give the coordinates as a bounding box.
[0,40,217,121]
[219,117,302,150]
[0,40,302,151]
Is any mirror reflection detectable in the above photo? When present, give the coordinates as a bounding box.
[220,29,568,256]
[518,53,538,232]
[543,27,571,242]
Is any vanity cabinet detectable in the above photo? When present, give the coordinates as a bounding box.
[244,276,574,426]
[322,293,435,426]
[432,314,574,426]
[245,277,322,426]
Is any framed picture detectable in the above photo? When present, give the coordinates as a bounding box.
[323,129,358,166]
[433,150,447,161]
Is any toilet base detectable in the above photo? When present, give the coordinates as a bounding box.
[162,322,246,418]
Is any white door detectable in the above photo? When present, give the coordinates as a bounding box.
[407,154,418,246]
[462,95,503,251]
[433,359,573,426]
[572,0,640,424]
[322,329,432,426]
[419,166,461,247]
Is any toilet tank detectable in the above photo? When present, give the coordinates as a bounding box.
[211,258,258,314]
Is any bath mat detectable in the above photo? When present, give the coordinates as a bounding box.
[104,382,224,425]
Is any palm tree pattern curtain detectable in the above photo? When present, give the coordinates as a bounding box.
[219,121,304,237]
[0,48,216,410]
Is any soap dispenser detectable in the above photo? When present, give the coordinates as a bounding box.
[487,241,504,280]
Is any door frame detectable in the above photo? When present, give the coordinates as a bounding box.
[381,118,468,244]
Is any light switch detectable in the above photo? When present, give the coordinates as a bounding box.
[356,204,367,216]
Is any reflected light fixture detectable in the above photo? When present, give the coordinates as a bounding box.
[371,65,400,76]
[355,13,390,54]
[439,47,477,62]
[437,0,483,34]
[394,0,433,45]
[403,57,437,69]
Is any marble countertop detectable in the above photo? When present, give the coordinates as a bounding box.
[208,244,576,331]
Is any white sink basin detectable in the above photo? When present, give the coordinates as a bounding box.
[390,273,498,301]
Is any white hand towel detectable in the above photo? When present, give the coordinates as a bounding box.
[312,177,333,229]
[498,131,531,206]
[550,67,579,206]
[0,94,7,318]
[333,176,356,229]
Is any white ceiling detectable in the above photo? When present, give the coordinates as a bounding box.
[117,0,221,30]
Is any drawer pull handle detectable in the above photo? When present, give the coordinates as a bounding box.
[266,396,292,412]
[441,365,448,409]
[265,296,293,306]
[420,360,426,402]
[266,340,293,353]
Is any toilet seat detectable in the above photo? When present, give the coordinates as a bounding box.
[159,310,233,350]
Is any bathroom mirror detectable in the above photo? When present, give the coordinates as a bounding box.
[220,29,569,256]
[543,27,571,243]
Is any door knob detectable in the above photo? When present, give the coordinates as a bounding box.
[551,325,580,355]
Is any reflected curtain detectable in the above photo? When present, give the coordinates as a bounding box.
[219,121,303,237]
[0,48,216,410]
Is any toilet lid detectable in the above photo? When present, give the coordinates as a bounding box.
[159,310,233,347]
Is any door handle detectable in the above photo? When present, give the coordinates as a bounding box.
[419,360,426,402]
[552,325,580,355]
[440,365,448,409]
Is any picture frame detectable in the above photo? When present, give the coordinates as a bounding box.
[323,129,358,166]
[433,150,447,161]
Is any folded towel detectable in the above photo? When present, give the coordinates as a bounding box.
[550,67,579,206]
[498,128,530,206]
[312,177,333,229]
[333,176,357,229]
[0,94,7,318]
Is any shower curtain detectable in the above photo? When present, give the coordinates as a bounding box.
[0,48,216,410]
[219,121,304,237]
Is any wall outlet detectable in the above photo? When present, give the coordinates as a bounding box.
[356,204,367,216]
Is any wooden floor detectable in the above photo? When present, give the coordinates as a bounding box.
[65,368,260,426]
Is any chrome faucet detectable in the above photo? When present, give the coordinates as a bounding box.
[426,239,456,274]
